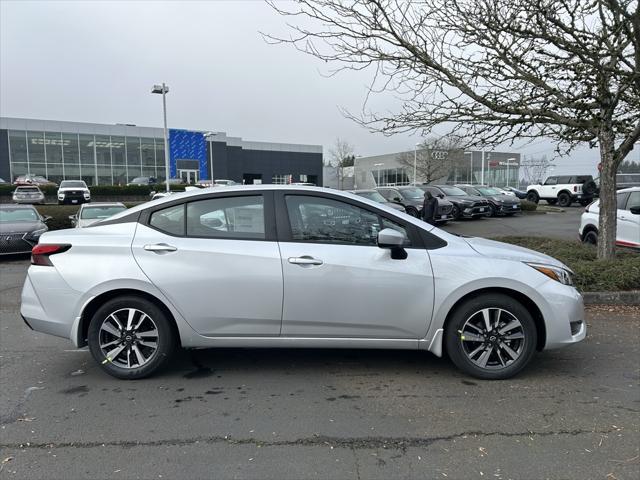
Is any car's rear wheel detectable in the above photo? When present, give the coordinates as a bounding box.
[582,229,598,246]
[406,206,419,218]
[445,294,537,380]
[558,192,572,207]
[526,191,539,204]
[486,204,496,217]
[88,296,176,379]
[451,205,461,219]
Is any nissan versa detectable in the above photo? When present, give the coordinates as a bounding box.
[21,186,585,380]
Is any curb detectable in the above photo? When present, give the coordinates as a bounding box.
[583,290,640,305]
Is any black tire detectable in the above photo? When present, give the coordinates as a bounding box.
[583,180,597,196]
[546,199,557,206]
[486,204,496,217]
[88,295,176,379]
[451,205,461,220]
[526,191,539,204]
[582,229,598,246]
[406,206,419,218]
[445,293,538,380]
[558,192,572,207]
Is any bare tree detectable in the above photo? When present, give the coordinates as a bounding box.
[397,135,467,184]
[521,155,555,186]
[329,137,355,189]
[265,0,639,259]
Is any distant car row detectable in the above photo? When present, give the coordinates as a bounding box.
[350,184,521,223]
[9,180,92,205]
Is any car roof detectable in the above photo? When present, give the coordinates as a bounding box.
[618,186,640,193]
[81,202,126,207]
[352,189,376,193]
[0,203,36,209]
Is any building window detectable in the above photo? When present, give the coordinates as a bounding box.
[375,168,410,186]
[272,174,291,184]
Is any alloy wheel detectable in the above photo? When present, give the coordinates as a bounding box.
[98,308,159,369]
[459,308,525,370]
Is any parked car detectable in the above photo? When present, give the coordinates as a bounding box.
[456,185,522,216]
[350,189,406,212]
[493,187,516,197]
[13,174,57,187]
[150,186,201,201]
[70,203,127,228]
[526,175,594,207]
[213,179,238,186]
[57,180,91,205]
[127,176,157,187]
[21,185,585,380]
[502,186,528,199]
[416,185,490,220]
[579,187,640,250]
[0,204,50,255]
[12,186,45,204]
[376,186,454,222]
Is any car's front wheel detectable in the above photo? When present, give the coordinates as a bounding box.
[526,191,539,204]
[88,296,176,379]
[582,229,598,245]
[445,294,538,380]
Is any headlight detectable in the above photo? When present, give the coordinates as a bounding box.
[526,262,574,286]
[26,227,47,240]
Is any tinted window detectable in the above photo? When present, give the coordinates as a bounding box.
[544,177,557,185]
[60,181,87,188]
[186,196,264,239]
[440,186,467,196]
[355,191,387,203]
[573,176,592,184]
[399,187,424,199]
[285,195,381,246]
[556,176,572,184]
[626,191,640,209]
[149,204,185,236]
[616,192,630,209]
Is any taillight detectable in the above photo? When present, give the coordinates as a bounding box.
[573,186,577,192]
[31,244,71,266]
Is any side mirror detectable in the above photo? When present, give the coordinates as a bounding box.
[438,194,445,199]
[630,206,640,215]
[393,196,402,202]
[42,215,52,222]
[377,228,408,260]
[68,214,77,221]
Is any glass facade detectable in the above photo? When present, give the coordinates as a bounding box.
[6,130,166,185]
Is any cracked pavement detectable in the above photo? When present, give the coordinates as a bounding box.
[1,257,639,479]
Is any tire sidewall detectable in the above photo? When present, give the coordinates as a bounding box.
[526,191,539,203]
[445,294,538,380]
[558,193,571,207]
[88,296,175,379]
[583,230,598,245]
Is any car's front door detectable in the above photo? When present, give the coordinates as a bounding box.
[132,192,283,336]
[276,193,435,339]
[618,191,640,247]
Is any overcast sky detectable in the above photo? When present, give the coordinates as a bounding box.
[2,0,629,176]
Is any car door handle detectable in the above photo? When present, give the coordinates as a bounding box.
[288,256,323,266]
[144,243,177,253]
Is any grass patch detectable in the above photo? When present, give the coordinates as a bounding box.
[497,236,640,292]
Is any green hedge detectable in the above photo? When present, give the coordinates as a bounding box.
[497,236,640,292]
[520,200,538,211]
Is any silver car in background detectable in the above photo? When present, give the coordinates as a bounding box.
[21,186,585,380]
[12,186,46,204]
[70,202,127,228]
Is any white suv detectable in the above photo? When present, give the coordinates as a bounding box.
[579,187,640,250]
[57,180,91,205]
[527,175,595,207]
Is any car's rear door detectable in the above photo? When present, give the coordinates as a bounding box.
[275,191,435,339]
[132,191,283,336]
[618,191,640,248]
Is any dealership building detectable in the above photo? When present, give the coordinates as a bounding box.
[0,117,323,186]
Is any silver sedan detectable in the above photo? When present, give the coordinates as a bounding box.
[21,186,585,380]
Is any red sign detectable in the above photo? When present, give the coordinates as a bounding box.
[488,160,499,167]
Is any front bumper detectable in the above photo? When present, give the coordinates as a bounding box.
[0,234,37,255]
[538,282,586,350]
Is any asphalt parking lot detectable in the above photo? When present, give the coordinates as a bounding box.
[440,205,584,240]
[1,256,639,480]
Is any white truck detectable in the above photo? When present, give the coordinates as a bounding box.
[526,175,596,207]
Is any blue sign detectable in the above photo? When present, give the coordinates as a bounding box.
[168,129,208,180]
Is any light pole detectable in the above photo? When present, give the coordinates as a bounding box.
[413,142,421,185]
[203,132,217,186]
[464,151,473,184]
[505,157,518,187]
[151,83,170,193]
[374,163,384,186]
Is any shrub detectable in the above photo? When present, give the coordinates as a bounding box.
[520,200,537,211]
[497,236,640,292]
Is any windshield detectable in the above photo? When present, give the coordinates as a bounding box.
[0,208,39,222]
[356,191,387,202]
[60,181,87,188]
[131,177,149,183]
[80,206,126,220]
[399,187,425,199]
[16,187,40,192]
[477,187,502,195]
[440,186,467,196]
